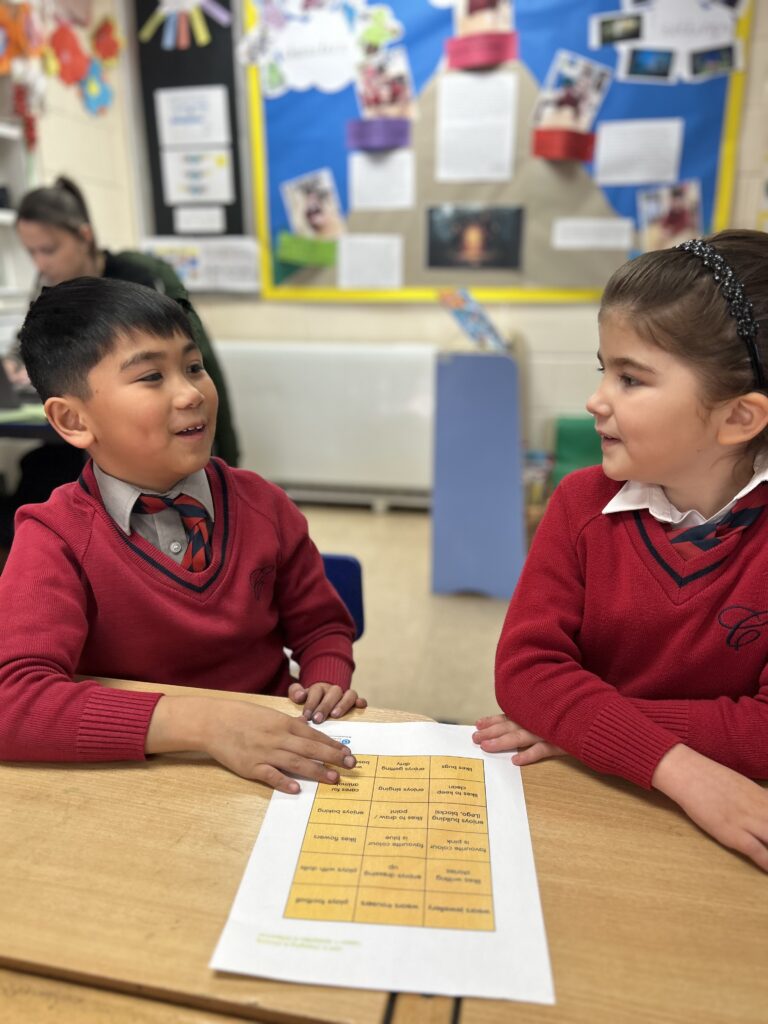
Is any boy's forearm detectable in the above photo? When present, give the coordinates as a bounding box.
[145,695,213,754]
[651,742,688,794]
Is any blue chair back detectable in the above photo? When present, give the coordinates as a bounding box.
[322,554,364,640]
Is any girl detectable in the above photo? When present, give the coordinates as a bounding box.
[474,230,768,871]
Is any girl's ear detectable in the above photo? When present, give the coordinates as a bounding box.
[718,392,768,446]
[44,396,94,450]
[77,223,95,249]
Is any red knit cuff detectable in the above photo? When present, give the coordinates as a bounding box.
[75,687,164,762]
[300,654,354,689]
[626,699,690,742]
[580,701,681,789]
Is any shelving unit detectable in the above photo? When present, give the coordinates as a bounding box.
[0,77,34,320]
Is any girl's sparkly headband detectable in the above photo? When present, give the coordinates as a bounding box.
[676,238,765,390]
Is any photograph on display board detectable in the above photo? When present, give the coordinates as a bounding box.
[588,12,643,50]
[689,43,740,80]
[637,180,702,252]
[533,51,612,133]
[427,205,524,270]
[454,0,513,37]
[620,46,677,83]
[280,168,345,239]
[355,46,415,119]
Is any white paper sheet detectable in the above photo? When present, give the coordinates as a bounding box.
[551,217,635,251]
[154,85,231,148]
[349,151,415,211]
[594,118,683,185]
[337,235,403,290]
[160,148,235,206]
[211,722,554,1004]
[436,72,517,182]
[173,205,226,235]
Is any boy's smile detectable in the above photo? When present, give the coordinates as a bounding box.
[69,329,218,493]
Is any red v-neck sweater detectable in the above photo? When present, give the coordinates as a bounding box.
[0,459,355,763]
[496,467,768,789]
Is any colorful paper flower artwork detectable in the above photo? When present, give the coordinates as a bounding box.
[139,0,232,51]
[14,4,44,58]
[92,17,121,63]
[80,57,112,114]
[0,8,13,76]
[50,21,90,84]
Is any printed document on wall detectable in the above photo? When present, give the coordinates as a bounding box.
[160,149,235,206]
[594,118,683,185]
[211,722,554,1004]
[155,85,231,148]
[436,72,517,182]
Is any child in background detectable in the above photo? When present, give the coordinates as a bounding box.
[475,230,768,870]
[14,176,239,466]
[0,277,365,791]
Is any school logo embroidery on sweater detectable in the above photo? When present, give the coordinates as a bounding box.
[717,606,768,649]
[250,565,275,599]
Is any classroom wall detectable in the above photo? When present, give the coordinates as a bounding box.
[196,2,768,451]
[35,1,768,452]
[35,0,141,253]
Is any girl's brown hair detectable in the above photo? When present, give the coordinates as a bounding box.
[16,177,95,251]
[599,229,768,408]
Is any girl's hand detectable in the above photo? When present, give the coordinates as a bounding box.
[472,714,566,766]
[288,682,367,724]
[653,744,768,872]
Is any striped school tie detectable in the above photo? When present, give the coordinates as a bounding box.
[666,486,767,561]
[134,492,212,571]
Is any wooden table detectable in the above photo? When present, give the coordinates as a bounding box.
[0,679,766,1023]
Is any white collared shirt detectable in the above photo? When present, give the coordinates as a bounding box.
[93,463,215,565]
[601,452,768,529]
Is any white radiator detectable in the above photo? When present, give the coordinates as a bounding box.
[215,341,437,508]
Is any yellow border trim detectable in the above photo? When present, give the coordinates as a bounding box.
[712,0,752,231]
[245,0,751,304]
[245,0,275,294]
[258,285,604,303]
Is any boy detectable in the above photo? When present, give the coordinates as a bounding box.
[0,277,364,792]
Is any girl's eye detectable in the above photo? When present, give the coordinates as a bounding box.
[595,365,605,374]
[139,372,162,383]
[619,373,639,387]
[188,362,204,375]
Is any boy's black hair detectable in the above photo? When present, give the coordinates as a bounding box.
[19,277,194,401]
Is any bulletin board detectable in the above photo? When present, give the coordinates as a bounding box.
[243,0,751,303]
[135,0,245,236]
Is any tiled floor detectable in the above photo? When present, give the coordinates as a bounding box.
[300,504,510,725]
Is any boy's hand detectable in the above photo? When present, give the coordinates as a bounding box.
[653,744,768,872]
[288,682,367,724]
[147,696,356,793]
[473,713,566,766]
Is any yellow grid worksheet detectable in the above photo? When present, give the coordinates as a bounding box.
[285,755,495,931]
